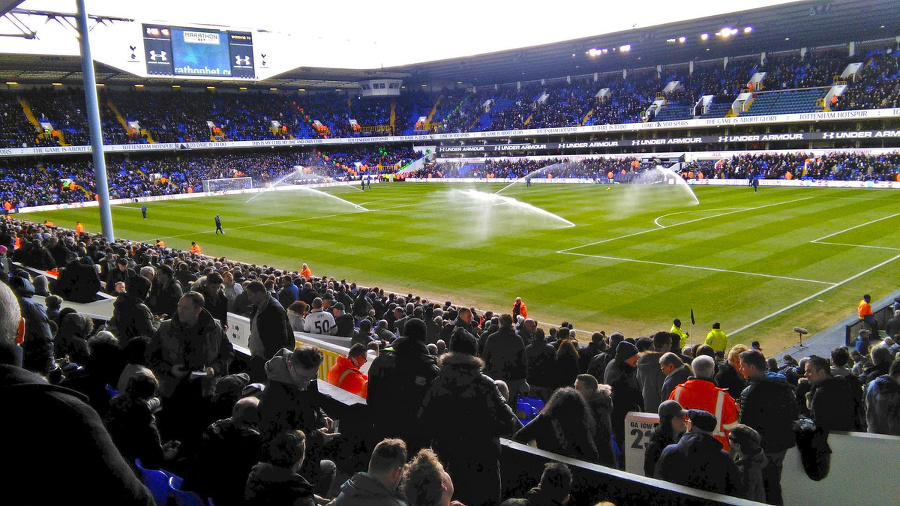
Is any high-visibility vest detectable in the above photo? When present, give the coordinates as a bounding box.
[670,379,739,450]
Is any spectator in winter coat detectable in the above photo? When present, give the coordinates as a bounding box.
[645,400,687,478]
[525,328,556,401]
[331,438,408,506]
[9,275,54,375]
[0,282,155,505]
[187,397,263,506]
[636,332,672,413]
[659,352,691,402]
[738,350,798,505]
[866,357,900,436]
[715,344,748,401]
[54,252,102,303]
[367,318,440,449]
[553,339,581,391]
[656,409,742,496]
[418,338,520,506]
[605,341,644,456]
[107,275,158,344]
[246,281,295,382]
[512,387,600,464]
[577,332,606,373]
[729,424,766,503]
[574,374,616,468]
[482,313,528,402]
[805,355,865,432]
[245,430,316,506]
[105,370,180,469]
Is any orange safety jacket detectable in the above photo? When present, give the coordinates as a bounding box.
[668,378,739,451]
[858,300,873,319]
[190,243,202,255]
[326,356,368,398]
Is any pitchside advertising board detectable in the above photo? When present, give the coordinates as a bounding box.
[143,25,255,79]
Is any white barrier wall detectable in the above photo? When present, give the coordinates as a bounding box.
[624,411,900,506]
[225,312,373,379]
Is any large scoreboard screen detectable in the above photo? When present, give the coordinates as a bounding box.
[143,25,255,79]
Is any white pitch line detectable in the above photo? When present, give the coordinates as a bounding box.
[813,241,900,252]
[653,208,747,228]
[810,211,900,242]
[730,251,900,337]
[557,196,817,254]
[560,251,836,285]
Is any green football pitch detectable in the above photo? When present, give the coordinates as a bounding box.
[27,182,900,352]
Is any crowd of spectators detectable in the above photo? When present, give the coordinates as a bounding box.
[691,151,900,181]
[832,48,900,111]
[419,151,900,183]
[2,214,899,505]
[0,45,896,148]
[0,145,420,208]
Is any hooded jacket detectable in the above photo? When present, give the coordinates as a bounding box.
[367,335,440,444]
[419,353,520,463]
[734,448,767,502]
[865,374,900,435]
[257,349,328,485]
[636,351,667,413]
[331,472,406,506]
[107,281,158,344]
[584,385,616,467]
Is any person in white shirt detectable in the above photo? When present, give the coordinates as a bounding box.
[304,297,336,335]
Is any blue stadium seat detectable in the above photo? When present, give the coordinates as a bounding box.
[169,475,206,506]
[135,459,171,506]
[515,396,538,423]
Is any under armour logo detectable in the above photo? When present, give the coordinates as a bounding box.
[235,55,250,65]
[149,50,168,62]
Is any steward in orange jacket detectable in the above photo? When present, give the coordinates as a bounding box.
[190,242,202,255]
[512,297,528,319]
[326,345,368,398]
[668,359,739,451]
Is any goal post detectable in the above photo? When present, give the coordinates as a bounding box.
[202,177,253,193]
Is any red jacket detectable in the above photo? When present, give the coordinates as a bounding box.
[326,356,368,398]
[668,378,739,450]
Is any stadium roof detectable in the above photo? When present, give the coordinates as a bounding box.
[0,0,896,90]
[394,0,900,86]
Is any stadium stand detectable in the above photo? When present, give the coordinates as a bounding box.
[2,213,898,505]
[0,44,897,145]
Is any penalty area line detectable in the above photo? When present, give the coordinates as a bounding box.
[558,251,835,286]
[730,250,900,338]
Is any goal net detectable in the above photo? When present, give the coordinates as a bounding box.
[202,177,253,193]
